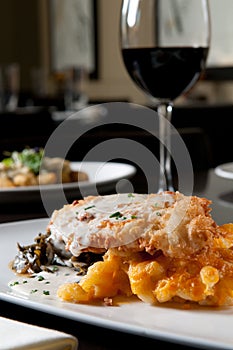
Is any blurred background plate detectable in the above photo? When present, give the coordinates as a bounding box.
[0,161,137,204]
[214,162,233,180]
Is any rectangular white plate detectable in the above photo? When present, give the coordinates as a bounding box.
[1,219,233,349]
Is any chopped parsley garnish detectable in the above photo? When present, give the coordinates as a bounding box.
[2,157,13,167]
[43,290,50,295]
[1,147,44,175]
[52,266,59,272]
[38,276,45,281]
[156,212,162,216]
[109,211,123,219]
[84,205,95,210]
[9,281,19,286]
[131,215,137,219]
[128,193,135,198]
[30,289,38,294]
[20,148,44,174]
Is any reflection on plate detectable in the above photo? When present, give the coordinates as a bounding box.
[215,162,233,180]
[0,161,136,204]
[1,219,233,350]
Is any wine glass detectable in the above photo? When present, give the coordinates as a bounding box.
[120,0,210,192]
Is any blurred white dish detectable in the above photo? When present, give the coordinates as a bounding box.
[0,161,137,204]
[215,162,233,180]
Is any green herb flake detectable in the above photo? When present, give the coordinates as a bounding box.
[20,148,44,174]
[84,205,95,210]
[31,289,38,294]
[1,148,44,175]
[23,280,28,284]
[43,290,50,295]
[9,281,19,287]
[156,212,162,216]
[128,193,135,198]
[2,157,13,167]
[109,211,123,219]
[45,281,50,284]
[131,215,137,219]
[38,276,45,281]
[52,266,59,272]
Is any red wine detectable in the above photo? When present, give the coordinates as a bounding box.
[122,47,208,100]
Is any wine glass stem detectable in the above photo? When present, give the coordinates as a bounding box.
[157,102,174,192]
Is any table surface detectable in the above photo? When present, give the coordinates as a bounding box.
[0,168,233,350]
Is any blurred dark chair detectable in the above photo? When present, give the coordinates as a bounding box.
[173,104,233,167]
[0,107,54,159]
[177,126,213,171]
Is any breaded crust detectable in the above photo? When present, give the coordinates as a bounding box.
[47,191,218,258]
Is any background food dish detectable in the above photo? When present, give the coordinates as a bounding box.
[1,218,233,350]
[0,161,136,204]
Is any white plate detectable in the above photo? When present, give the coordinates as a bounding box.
[215,162,233,180]
[0,161,136,204]
[1,219,233,349]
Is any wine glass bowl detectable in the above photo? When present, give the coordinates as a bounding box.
[122,46,209,102]
[120,0,210,192]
